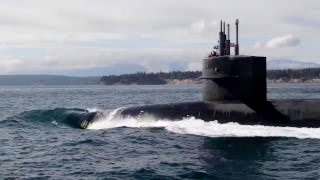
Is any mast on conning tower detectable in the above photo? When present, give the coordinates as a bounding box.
[235,19,239,55]
[225,24,230,55]
[219,21,224,56]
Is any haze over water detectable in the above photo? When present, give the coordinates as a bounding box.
[1,83,320,179]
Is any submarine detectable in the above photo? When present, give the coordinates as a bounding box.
[75,19,320,129]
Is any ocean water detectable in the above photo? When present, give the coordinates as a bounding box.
[1,83,320,179]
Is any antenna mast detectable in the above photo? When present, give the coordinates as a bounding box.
[235,19,239,55]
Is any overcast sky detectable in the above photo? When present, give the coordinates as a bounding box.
[0,0,319,75]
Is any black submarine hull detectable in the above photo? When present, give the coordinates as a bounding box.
[78,100,320,129]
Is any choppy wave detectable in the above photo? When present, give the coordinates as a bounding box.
[3,108,93,128]
[88,109,320,139]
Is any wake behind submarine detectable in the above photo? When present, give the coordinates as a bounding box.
[77,19,320,129]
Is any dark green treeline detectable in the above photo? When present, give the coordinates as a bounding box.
[100,68,320,85]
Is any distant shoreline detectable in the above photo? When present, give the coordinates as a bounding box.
[99,78,320,85]
[267,78,320,83]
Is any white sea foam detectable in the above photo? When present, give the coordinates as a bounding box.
[87,109,320,139]
[86,107,103,112]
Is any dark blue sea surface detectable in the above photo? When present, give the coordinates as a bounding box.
[1,83,320,179]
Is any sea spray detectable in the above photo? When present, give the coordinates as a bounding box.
[88,109,320,139]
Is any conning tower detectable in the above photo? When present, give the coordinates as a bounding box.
[201,19,266,102]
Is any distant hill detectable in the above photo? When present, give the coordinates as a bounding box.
[3,59,320,86]
[0,75,100,85]
[267,59,320,70]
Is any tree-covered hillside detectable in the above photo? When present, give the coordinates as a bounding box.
[267,68,320,80]
[100,71,201,85]
[100,68,320,85]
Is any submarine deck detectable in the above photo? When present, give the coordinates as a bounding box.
[118,100,320,128]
